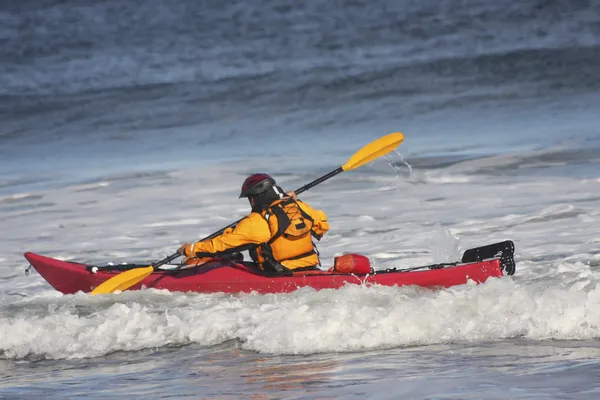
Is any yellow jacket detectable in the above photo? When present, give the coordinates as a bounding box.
[187,198,329,271]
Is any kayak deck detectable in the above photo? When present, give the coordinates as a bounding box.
[24,241,515,295]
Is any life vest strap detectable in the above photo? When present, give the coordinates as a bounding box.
[265,204,290,245]
[278,249,317,262]
[292,266,321,272]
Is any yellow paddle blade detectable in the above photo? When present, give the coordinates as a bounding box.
[342,132,404,171]
[90,266,154,295]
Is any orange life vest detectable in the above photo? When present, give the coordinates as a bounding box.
[256,198,320,271]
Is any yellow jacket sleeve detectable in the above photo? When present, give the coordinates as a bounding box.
[297,200,329,239]
[190,213,272,256]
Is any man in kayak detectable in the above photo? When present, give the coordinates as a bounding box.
[177,173,329,275]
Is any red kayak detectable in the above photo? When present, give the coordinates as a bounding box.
[24,241,515,295]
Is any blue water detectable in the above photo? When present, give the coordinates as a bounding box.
[1,0,600,398]
[2,0,599,193]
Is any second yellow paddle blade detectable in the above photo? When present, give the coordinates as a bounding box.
[342,132,404,171]
[90,266,154,295]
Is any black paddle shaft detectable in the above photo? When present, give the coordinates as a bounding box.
[294,167,343,195]
[152,252,181,270]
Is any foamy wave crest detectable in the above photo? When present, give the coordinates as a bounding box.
[2,272,600,360]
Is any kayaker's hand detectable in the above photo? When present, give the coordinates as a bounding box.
[286,191,298,200]
[178,243,193,257]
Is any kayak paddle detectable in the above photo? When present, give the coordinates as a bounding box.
[90,132,405,295]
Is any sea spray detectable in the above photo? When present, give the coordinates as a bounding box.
[388,151,460,263]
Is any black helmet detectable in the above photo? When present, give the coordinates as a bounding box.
[239,173,276,198]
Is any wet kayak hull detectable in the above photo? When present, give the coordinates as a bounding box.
[24,242,515,294]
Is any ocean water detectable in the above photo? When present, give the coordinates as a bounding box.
[1,0,600,398]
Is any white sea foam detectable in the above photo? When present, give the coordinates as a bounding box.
[2,274,600,360]
[1,156,600,359]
